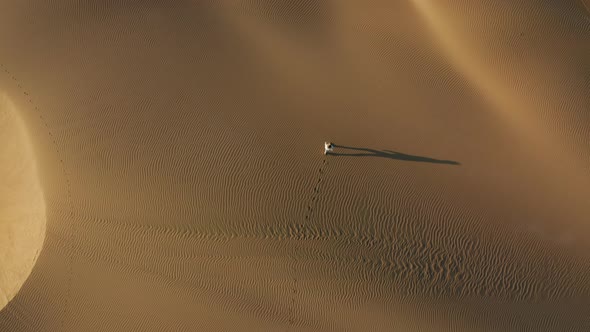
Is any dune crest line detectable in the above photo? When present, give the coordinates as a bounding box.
[0,93,46,311]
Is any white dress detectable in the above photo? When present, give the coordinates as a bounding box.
[324,142,333,154]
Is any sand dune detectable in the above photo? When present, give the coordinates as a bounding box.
[0,1,589,331]
[0,95,45,309]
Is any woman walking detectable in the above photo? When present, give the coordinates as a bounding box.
[324,142,334,155]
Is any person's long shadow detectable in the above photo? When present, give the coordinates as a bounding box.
[330,145,460,165]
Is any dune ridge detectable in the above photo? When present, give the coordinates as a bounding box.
[0,94,46,310]
[1,1,589,331]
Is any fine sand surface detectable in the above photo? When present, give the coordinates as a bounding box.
[0,95,45,309]
[1,1,589,331]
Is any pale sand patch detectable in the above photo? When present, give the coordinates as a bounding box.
[0,94,46,310]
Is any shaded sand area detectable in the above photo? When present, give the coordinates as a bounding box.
[0,95,45,309]
[1,1,589,331]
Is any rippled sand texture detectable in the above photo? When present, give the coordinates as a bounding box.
[0,95,45,309]
[1,1,589,331]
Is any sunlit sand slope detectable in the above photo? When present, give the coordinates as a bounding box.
[0,95,45,310]
[0,1,588,331]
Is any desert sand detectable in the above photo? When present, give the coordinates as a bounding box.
[0,1,589,331]
[0,95,45,310]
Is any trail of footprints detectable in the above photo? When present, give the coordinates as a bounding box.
[288,157,328,327]
[1,62,76,330]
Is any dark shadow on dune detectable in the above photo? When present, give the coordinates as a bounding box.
[330,145,460,165]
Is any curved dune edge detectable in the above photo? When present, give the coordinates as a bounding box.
[0,94,46,310]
